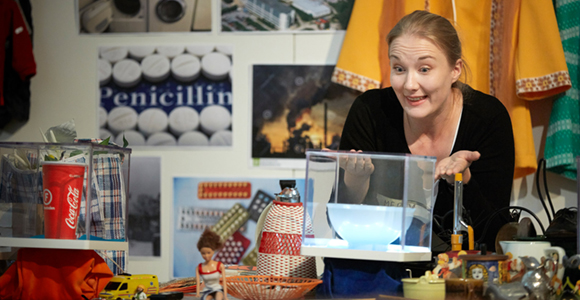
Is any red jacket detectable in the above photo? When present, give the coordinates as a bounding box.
[1,0,36,106]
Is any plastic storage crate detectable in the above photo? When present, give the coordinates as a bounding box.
[0,141,131,251]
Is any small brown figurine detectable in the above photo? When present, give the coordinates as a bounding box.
[196,229,228,300]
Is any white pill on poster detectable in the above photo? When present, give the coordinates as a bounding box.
[107,106,138,134]
[128,46,156,61]
[171,54,201,82]
[168,106,200,135]
[186,45,215,57]
[201,52,231,81]
[115,130,145,146]
[98,59,112,86]
[178,131,209,146]
[199,105,231,135]
[138,108,168,136]
[100,128,112,140]
[216,45,233,56]
[209,130,232,146]
[147,132,177,146]
[112,59,142,88]
[99,106,108,127]
[100,47,128,63]
[141,54,171,83]
[156,46,185,59]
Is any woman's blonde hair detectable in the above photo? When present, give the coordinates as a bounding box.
[387,10,470,89]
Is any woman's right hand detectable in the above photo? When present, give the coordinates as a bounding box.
[435,150,481,184]
[338,150,374,204]
[339,149,375,176]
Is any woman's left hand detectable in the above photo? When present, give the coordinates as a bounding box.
[435,150,481,184]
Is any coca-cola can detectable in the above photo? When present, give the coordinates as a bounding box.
[41,161,86,239]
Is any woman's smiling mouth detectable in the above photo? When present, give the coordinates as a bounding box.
[407,95,427,101]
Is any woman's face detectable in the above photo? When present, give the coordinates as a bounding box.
[389,34,462,120]
[200,247,215,263]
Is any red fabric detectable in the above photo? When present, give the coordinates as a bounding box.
[0,0,36,106]
[0,248,113,300]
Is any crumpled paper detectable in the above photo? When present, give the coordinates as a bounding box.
[41,119,77,143]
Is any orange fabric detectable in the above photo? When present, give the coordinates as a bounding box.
[0,248,113,300]
[490,0,570,177]
[378,0,405,88]
[515,0,571,100]
[332,0,384,91]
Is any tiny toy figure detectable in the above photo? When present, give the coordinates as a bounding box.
[505,252,526,282]
[433,251,464,279]
[132,285,147,300]
[196,229,228,300]
[435,253,451,278]
[544,252,563,295]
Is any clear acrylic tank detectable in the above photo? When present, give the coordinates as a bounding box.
[301,150,436,261]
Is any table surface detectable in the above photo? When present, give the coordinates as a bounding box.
[182,297,391,300]
[179,294,409,300]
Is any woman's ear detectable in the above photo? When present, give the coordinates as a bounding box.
[452,59,463,83]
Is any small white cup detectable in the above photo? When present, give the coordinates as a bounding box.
[499,241,551,260]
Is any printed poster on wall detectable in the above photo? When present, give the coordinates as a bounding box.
[77,0,212,34]
[251,64,361,168]
[221,0,355,32]
[128,157,161,257]
[98,44,233,147]
[172,177,306,278]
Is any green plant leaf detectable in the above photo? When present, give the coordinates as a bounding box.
[70,150,83,157]
[99,137,110,146]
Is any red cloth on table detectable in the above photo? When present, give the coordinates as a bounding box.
[0,248,113,300]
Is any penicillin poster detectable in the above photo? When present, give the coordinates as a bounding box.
[172,177,306,278]
[98,44,233,148]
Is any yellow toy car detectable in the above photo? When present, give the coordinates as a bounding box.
[99,274,159,300]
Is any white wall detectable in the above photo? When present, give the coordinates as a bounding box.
[1,0,576,282]
[514,98,578,235]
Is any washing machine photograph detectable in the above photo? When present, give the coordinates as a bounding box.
[78,0,114,34]
[78,0,148,33]
[109,0,148,32]
[78,0,211,33]
[148,0,196,32]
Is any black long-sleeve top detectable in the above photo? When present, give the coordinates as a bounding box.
[339,86,515,251]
